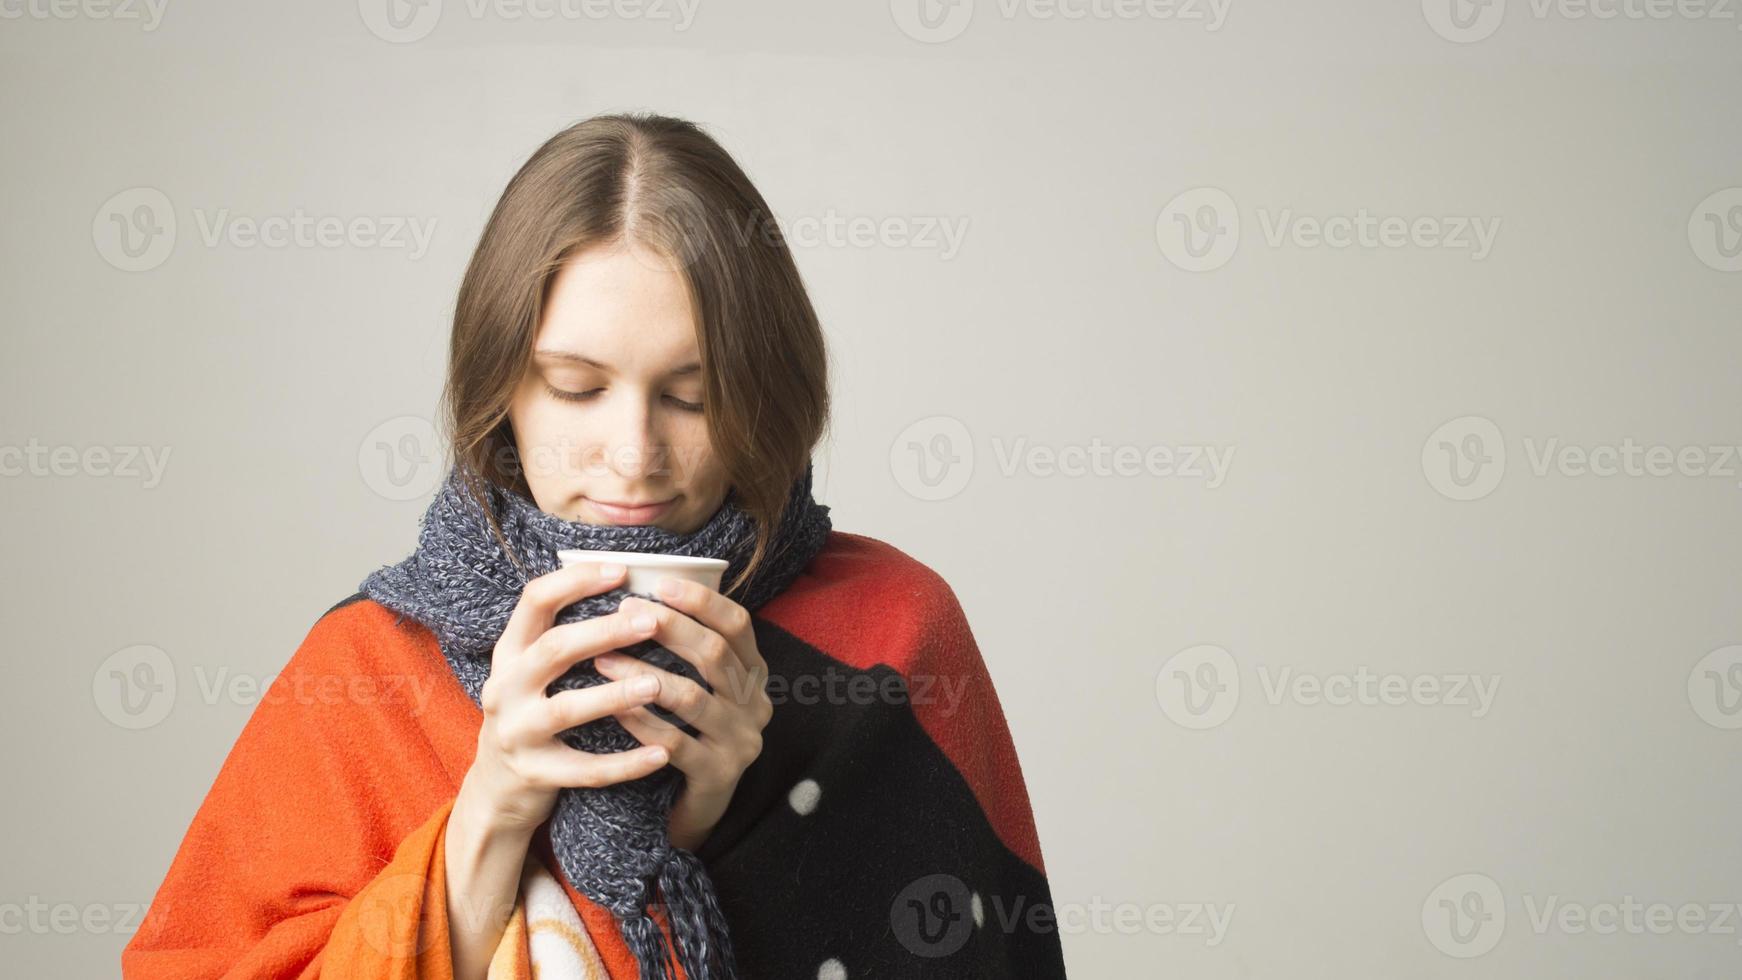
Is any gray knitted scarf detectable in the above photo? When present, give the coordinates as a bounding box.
[358,461,832,980]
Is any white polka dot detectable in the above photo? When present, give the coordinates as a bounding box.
[788,778,822,815]
[971,891,984,928]
[817,957,847,980]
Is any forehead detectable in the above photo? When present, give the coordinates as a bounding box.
[536,242,698,365]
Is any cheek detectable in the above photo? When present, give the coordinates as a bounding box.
[666,425,723,488]
[507,382,544,435]
[509,396,585,488]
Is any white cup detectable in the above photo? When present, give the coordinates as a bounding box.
[557,549,728,598]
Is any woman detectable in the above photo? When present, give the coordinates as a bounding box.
[122,113,1066,979]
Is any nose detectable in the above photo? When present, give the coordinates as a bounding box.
[597,392,669,483]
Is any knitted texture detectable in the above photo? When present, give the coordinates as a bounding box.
[358,462,832,980]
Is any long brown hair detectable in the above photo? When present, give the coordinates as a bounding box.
[439,112,830,598]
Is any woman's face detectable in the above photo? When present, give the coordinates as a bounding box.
[507,240,729,533]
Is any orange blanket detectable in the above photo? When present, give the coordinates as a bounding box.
[123,531,1063,978]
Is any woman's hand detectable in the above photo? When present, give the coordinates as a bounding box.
[459,561,675,838]
[447,561,675,980]
[597,578,774,851]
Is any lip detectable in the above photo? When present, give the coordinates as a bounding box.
[585,496,676,524]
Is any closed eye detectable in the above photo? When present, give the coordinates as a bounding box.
[545,384,602,403]
[546,384,703,413]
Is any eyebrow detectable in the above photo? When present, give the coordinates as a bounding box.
[534,349,701,376]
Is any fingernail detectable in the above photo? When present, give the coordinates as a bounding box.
[657,578,682,598]
[598,562,625,579]
[631,675,659,696]
[633,612,657,632]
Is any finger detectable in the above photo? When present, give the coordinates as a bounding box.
[624,703,763,776]
[596,653,724,733]
[617,596,769,711]
[615,705,703,771]
[648,579,765,676]
[616,595,740,692]
[529,742,670,790]
[521,608,658,691]
[499,561,625,656]
[538,674,662,738]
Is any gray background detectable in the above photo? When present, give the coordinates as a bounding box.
[3,0,1741,976]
